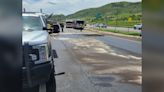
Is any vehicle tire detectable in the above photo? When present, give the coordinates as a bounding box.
[46,68,56,92]
[23,86,39,92]
[134,27,136,29]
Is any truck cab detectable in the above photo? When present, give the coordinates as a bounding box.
[73,20,85,30]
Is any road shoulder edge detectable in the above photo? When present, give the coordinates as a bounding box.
[85,27,142,41]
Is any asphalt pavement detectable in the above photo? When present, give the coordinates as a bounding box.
[96,35,141,54]
[51,28,141,92]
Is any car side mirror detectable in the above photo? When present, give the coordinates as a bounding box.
[43,27,52,34]
[43,27,50,30]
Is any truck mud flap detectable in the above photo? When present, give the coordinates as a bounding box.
[53,50,58,58]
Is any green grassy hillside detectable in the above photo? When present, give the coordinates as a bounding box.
[67,2,141,19]
[51,1,142,27]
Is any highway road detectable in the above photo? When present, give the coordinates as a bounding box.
[96,35,141,54]
[51,28,141,92]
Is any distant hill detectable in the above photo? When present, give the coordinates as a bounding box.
[66,1,141,19]
[51,1,142,27]
[50,14,66,22]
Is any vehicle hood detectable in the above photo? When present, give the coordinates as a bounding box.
[22,31,49,45]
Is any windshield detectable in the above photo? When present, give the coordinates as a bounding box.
[23,16,43,31]
[66,22,73,23]
[76,21,84,24]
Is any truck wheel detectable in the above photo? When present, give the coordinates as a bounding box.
[46,69,56,92]
[23,86,39,92]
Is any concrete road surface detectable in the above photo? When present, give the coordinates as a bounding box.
[51,28,141,92]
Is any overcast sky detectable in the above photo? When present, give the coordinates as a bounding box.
[23,0,141,15]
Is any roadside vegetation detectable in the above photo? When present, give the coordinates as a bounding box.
[96,28,141,36]
[88,13,142,28]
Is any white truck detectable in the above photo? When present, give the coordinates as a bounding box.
[22,12,56,92]
[134,23,142,30]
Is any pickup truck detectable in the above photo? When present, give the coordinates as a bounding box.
[22,12,56,92]
[134,24,142,30]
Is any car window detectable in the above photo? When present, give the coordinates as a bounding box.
[23,16,43,31]
[76,21,84,24]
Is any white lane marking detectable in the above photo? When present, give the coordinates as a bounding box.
[128,55,142,60]
[110,52,141,60]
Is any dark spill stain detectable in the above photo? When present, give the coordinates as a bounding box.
[114,71,141,85]
[88,75,115,87]
[90,76,115,82]
[94,83,112,87]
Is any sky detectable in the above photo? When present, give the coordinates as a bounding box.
[23,0,142,15]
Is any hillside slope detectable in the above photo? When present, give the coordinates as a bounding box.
[66,1,141,19]
[51,1,142,27]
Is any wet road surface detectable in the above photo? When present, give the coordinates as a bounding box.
[52,28,141,92]
[96,36,141,54]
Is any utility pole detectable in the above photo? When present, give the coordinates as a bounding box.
[23,8,26,13]
[40,9,43,13]
[115,5,118,31]
[105,16,108,26]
